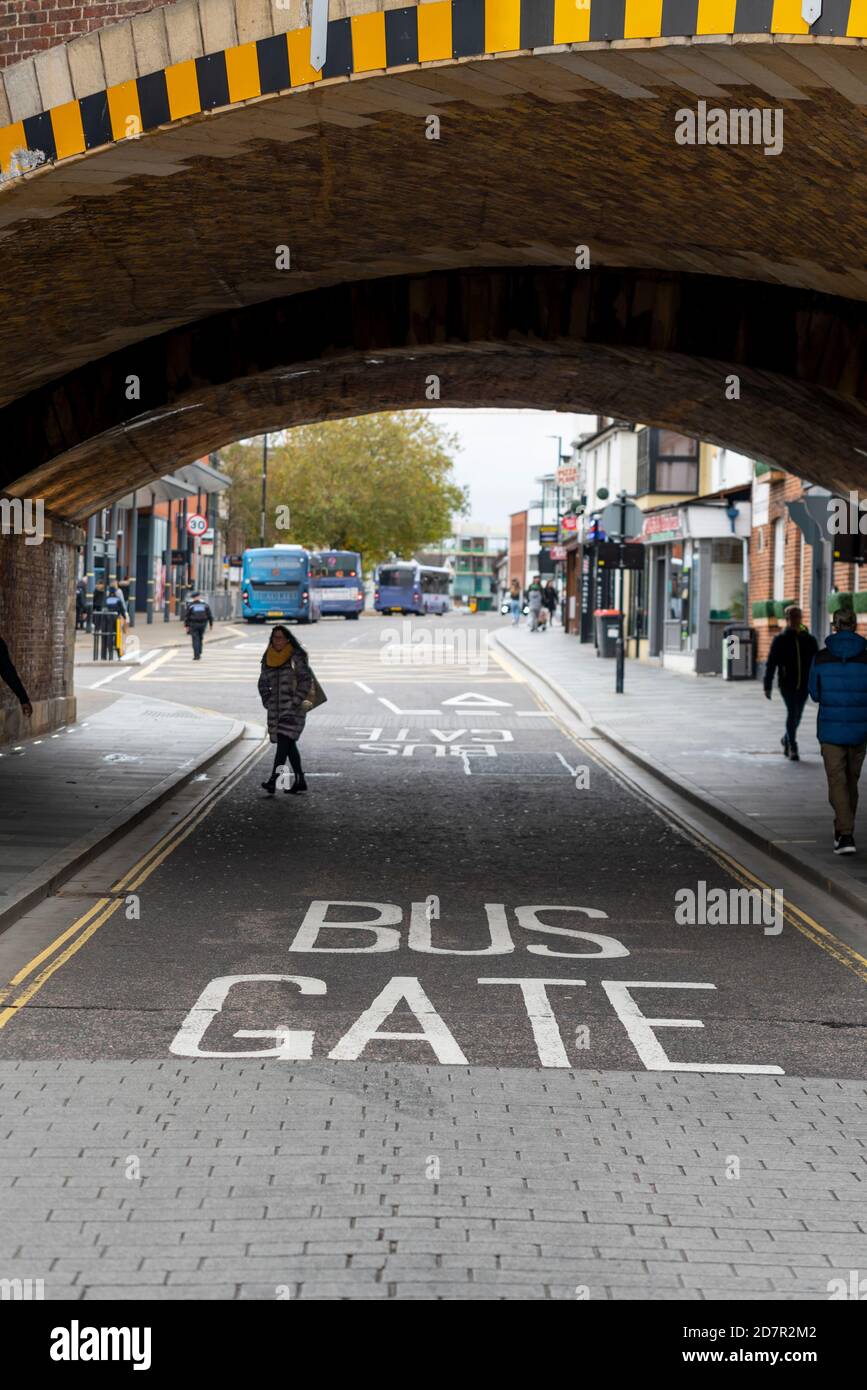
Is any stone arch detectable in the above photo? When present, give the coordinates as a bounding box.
[0,0,865,517]
[2,266,865,518]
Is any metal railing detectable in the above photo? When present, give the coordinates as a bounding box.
[194,590,240,621]
[91,610,124,661]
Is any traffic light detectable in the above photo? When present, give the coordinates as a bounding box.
[832,532,867,564]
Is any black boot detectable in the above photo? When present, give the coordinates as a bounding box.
[286,773,308,794]
[261,775,277,795]
[789,742,800,762]
[781,735,790,758]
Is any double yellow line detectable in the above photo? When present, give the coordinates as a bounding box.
[490,643,867,984]
[0,734,267,1032]
[567,717,867,985]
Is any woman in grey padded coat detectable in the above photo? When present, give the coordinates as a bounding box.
[258,624,313,794]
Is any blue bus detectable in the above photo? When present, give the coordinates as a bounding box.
[241,546,320,624]
[312,550,364,619]
[374,560,451,616]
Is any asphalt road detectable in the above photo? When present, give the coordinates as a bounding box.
[5,614,866,1074]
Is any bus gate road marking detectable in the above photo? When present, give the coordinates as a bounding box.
[165,902,781,1073]
[377,698,440,715]
[441,692,512,707]
[168,969,784,1075]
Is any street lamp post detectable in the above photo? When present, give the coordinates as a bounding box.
[260,433,268,549]
[548,433,572,618]
[607,488,635,695]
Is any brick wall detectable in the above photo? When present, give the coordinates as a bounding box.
[0,1,167,70]
[0,519,78,741]
[509,511,527,587]
[749,472,807,664]
[749,471,867,664]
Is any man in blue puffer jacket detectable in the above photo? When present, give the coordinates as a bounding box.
[808,608,867,854]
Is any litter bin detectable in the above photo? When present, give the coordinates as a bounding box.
[722,624,756,680]
[594,608,623,658]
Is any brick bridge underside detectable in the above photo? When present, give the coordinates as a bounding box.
[0,0,865,519]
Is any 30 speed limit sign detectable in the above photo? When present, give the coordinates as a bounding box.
[186,514,207,537]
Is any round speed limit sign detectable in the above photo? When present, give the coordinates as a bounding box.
[186,514,208,537]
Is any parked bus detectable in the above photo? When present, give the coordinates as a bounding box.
[241,545,320,624]
[312,550,364,619]
[374,560,451,615]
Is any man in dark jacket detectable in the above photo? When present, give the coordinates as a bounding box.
[0,636,32,719]
[184,592,213,661]
[104,585,128,624]
[763,605,818,761]
[808,608,867,854]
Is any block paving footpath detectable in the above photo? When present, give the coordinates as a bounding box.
[495,625,867,920]
[0,1061,864,1301]
[0,692,246,931]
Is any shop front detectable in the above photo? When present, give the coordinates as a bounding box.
[643,502,751,674]
[564,533,644,647]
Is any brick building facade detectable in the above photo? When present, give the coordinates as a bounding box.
[749,469,864,665]
[0,519,79,741]
[0,1,169,70]
[509,511,528,590]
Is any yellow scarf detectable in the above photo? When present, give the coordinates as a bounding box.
[265,645,293,668]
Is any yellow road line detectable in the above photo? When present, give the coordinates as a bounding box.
[491,639,867,983]
[567,721,867,984]
[0,897,112,1007]
[0,733,268,1025]
[0,898,123,1031]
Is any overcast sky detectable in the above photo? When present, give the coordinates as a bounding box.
[426,408,597,533]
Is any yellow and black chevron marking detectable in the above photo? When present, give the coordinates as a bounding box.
[1,0,865,174]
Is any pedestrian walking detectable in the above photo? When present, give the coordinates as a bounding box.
[258,625,326,796]
[763,604,818,761]
[509,578,522,626]
[542,580,559,630]
[0,635,32,718]
[808,607,867,855]
[184,591,213,661]
[75,581,87,631]
[526,575,543,633]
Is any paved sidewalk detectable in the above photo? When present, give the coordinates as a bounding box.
[0,694,245,930]
[75,619,243,666]
[496,625,867,916]
[0,1061,863,1300]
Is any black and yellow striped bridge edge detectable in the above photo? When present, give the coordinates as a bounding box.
[1,0,865,174]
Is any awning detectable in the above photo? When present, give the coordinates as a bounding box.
[641,502,751,543]
[174,459,231,494]
[114,476,197,509]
